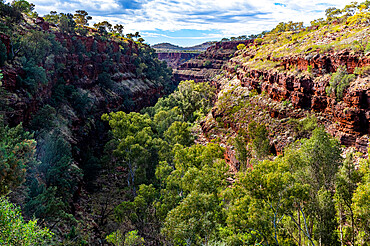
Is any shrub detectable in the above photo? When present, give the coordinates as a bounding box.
[326,66,355,101]
[203,60,212,67]
[254,38,263,45]
[354,65,370,76]
[364,42,370,54]
[237,43,246,50]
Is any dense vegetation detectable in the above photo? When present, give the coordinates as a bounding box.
[98,79,370,245]
[0,0,370,245]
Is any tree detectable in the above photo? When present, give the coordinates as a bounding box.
[58,13,76,33]
[73,10,91,26]
[163,121,193,146]
[0,1,23,29]
[159,143,229,245]
[170,80,216,122]
[102,112,162,194]
[93,21,112,34]
[134,31,141,40]
[248,121,270,159]
[233,129,251,171]
[113,24,124,36]
[325,7,342,22]
[0,197,53,245]
[126,33,133,40]
[0,122,36,195]
[352,149,370,244]
[326,66,356,101]
[137,37,145,43]
[335,152,361,245]
[11,0,35,15]
[43,11,59,24]
[294,127,342,245]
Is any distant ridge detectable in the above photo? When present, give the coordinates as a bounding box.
[152,41,215,53]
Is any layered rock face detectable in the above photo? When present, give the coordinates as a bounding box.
[229,50,370,152]
[157,52,199,68]
[1,31,172,126]
[174,40,253,82]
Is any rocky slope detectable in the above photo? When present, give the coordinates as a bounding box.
[156,52,199,68]
[152,41,214,52]
[0,16,174,241]
[174,40,253,82]
[189,24,370,171]
[1,18,173,127]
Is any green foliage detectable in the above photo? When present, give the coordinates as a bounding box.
[287,115,318,139]
[73,10,92,27]
[149,80,215,123]
[325,7,342,22]
[124,230,145,246]
[254,38,263,44]
[17,30,53,63]
[45,11,76,33]
[352,150,370,244]
[11,0,35,15]
[233,130,251,171]
[106,230,125,246]
[24,132,81,228]
[203,60,212,67]
[335,152,361,245]
[29,104,56,132]
[365,42,370,53]
[0,197,53,245]
[93,21,112,35]
[164,121,193,146]
[19,58,47,93]
[102,111,163,191]
[113,24,124,36]
[237,43,246,50]
[0,122,36,195]
[326,66,356,101]
[310,18,326,27]
[307,65,312,73]
[159,143,229,245]
[58,13,76,33]
[247,121,270,159]
[271,21,304,33]
[0,40,7,66]
[162,190,221,245]
[0,1,23,30]
[226,127,343,246]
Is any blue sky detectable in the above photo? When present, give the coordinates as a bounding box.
[19,0,356,47]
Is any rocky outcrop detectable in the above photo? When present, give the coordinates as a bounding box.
[1,31,172,126]
[174,40,253,82]
[279,49,370,75]
[157,52,199,68]
[232,53,370,152]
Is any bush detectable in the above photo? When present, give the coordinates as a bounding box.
[237,43,246,50]
[0,122,36,195]
[326,66,356,100]
[354,65,370,77]
[307,65,312,73]
[254,38,263,45]
[203,60,212,67]
[365,42,370,54]
[0,197,53,245]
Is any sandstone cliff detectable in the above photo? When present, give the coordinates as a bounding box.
[156,52,199,68]
[174,40,253,82]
